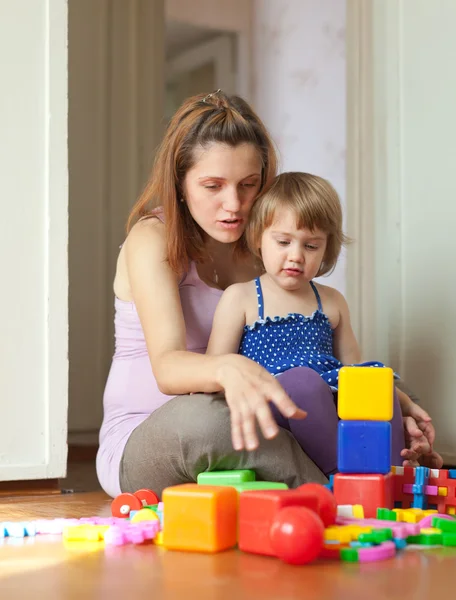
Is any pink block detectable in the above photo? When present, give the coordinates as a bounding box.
[104,521,160,546]
[358,541,396,563]
[403,484,438,496]
[419,513,456,529]
[336,517,420,538]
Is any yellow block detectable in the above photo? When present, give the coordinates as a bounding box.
[393,508,424,523]
[438,487,448,497]
[446,506,456,515]
[324,525,371,543]
[353,505,365,519]
[130,508,160,524]
[338,366,394,420]
[421,527,442,535]
[154,531,164,546]
[63,525,109,542]
[162,484,238,553]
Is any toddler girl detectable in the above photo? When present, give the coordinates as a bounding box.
[207,172,440,475]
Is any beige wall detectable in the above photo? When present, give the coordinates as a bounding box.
[251,0,347,294]
[68,0,165,433]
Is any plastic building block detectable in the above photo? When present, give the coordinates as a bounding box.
[341,547,359,562]
[337,517,420,539]
[443,533,456,546]
[63,525,109,542]
[233,481,288,493]
[325,525,372,544]
[162,484,238,553]
[333,473,394,518]
[324,474,334,492]
[130,508,160,524]
[449,470,456,479]
[338,421,391,474]
[342,541,396,563]
[337,505,365,519]
[269,506,324,565]
[358,529,393,544]
[238,489,320,557]
[432,517,456,532]
[358,540,396,562]
[1,522,37,538]
[296,483,338,527]
[377,508,397,521]
[104,521,159,546]
[338,366,394,421]
[197,470,256,486]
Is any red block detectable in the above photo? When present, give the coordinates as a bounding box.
[238,489,320,557]
[392,467,415,508]
[333,473,394,518]
[429,469,456,513]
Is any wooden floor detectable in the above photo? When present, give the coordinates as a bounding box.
[1,477,456,599]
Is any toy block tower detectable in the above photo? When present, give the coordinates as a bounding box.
[333,366,395,517]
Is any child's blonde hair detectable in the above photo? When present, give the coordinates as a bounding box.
[246,172,349,276]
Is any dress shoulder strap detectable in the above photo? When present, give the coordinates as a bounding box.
[310,280,323,312]
[254,277,265,320]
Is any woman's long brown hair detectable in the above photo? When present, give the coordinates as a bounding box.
[127,91,278,275]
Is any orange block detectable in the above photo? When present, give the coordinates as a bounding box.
[162,484,238,553]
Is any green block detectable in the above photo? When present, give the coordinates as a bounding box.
[234,481,288,493]
[341,548,359,562]
[377,508,397,521]
[406,535,422,544]
[359,529,393,545]
[432,517,456,533]
[419,533,443,546]
[443,533,456,546]
[197,470,256,486]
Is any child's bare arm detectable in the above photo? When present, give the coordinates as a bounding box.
[207,284,247,355]
[331,289,362,365]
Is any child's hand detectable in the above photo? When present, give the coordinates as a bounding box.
[400,403,443,468]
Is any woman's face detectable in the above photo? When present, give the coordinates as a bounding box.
[183,142,263,244]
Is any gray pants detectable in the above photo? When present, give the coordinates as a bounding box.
[119,393,327,498]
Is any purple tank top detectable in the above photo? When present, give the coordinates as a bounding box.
[96,211,223,497]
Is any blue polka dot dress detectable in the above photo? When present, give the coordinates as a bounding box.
[239,277,389,391]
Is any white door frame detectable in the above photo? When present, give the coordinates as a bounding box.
[167,34,237,95]
[345,0,403,369]
[0,0,68,481]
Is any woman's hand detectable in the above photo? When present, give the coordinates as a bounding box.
[216,354,307,451]
[400,400,443,469]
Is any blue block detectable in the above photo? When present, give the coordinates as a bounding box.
[393,538,407,550]
[412,494,427,510]
[415,466,430,487]
[428,503,438,510]
[338,420,391,474]
[449,470,456,479]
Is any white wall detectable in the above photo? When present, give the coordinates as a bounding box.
[252,0,346,294]
[0,0,68,479]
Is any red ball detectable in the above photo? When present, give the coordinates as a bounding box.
[296,483,337,527]
[270,506,324,565]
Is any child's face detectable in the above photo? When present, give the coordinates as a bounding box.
[260,207,328,290]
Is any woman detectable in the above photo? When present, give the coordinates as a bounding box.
[96,90,438,498]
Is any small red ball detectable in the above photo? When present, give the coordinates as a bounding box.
[270,506,324,565]
[296,483,337,527]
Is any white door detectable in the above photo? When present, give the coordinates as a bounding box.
[347,0,456,464]
[0,0,68,480]
[165,35,236,121]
